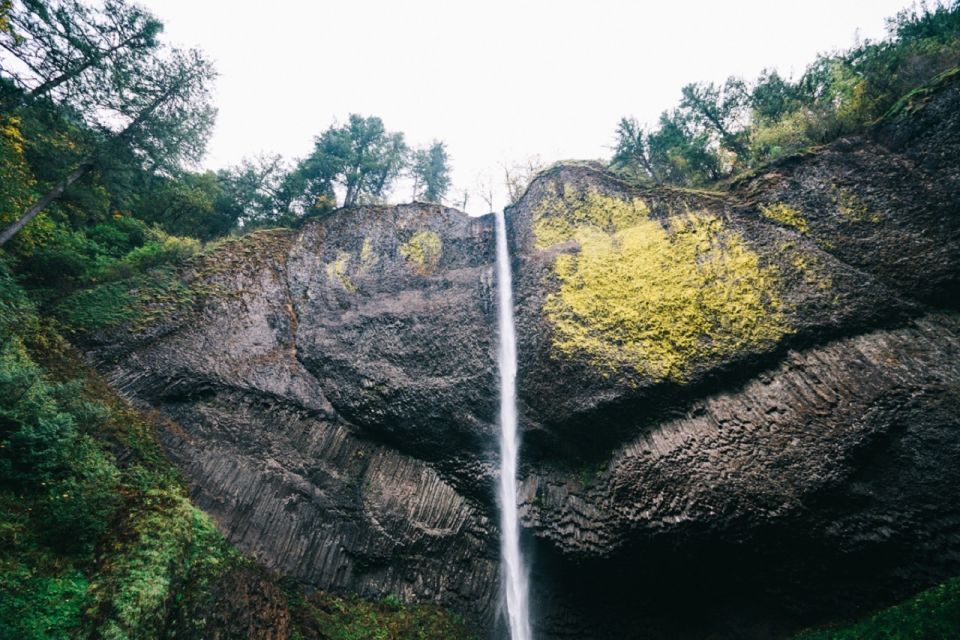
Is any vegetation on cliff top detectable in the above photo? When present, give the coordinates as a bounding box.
[611,0,960,186]
[0,0,454,344]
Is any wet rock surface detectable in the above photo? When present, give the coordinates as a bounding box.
[79,76,960,638]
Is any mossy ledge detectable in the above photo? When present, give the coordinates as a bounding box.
[54,228,295,336]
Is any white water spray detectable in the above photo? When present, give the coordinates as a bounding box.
[494,209,533,640]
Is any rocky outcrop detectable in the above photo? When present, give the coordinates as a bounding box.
[89,206,503,622]
[77,72,960,638]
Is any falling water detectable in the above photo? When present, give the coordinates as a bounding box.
[494,209,533,640]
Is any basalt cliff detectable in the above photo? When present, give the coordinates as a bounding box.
[74,72,960,638]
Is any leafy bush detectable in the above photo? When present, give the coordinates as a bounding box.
[0,259,38,338]
[0,538,89,640]
[87,216,150,258]
[121,231,200,272]
[0,339,121,553]
[795,576,960,639]
[14,222,105,286]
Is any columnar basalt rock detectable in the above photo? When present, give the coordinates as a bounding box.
[76,75,960,638]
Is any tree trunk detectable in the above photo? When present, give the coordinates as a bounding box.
[635,150,661,185]
[0,160,92,246]
[3,29,150,112]
[0,75,181,247]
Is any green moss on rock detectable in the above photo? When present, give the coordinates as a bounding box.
[539,188,790,382]
[286,587,477,640]
[782,242,834,293]
[832,186,881,223]
[399,230,442,275]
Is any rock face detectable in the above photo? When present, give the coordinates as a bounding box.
[80,74,960,638]
[91,206,503,622]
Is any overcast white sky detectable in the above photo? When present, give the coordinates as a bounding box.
[138,0,914,213]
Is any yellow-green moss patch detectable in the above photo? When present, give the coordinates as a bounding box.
[832,186,881,223]
[533,183,650,248]
[786,246,834,293]
[359,237,379,274]
[325,251,356,292]
[540,192,790,382]
[760,203,809,234]
[400,230,442,275]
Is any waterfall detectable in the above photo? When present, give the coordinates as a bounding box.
[494,209,533,640]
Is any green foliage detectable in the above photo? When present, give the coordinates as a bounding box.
[0,116,42,248]
[0,280,252,639]
[120,230,201,272]
[288,114,409,211]
[411,140,451,203]
[87,216,150,257]
[136,172,239,241]
[0,520,89,640]
[613,1,960,185]
[215,154,291,228]
[0,259,38,337]
[286,587,477,640]
[611,117,659,184]
[679,76,750,159]
[54,263,198,334]
[0,0,163,114]
[794,576,960,639]
[648,109,722,186]
[85,491,206,640]
[0,0,217,248]
[0,338,121,553]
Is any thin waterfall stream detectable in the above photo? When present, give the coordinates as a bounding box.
[494,209,533,640]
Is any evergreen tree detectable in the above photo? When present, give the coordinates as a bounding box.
[0,0,163,112]
[411,140,450,203]
[289,114,408,211]
[0,46,216,246]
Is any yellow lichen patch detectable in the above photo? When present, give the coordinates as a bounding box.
[532,183,650,248]
[832,186,881,223]
[782,242,834,293]
[760,203,809,234]
[325,251,356,293]
[543,210,790,383]
[359,237,378,274]
[399,230,442,275]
